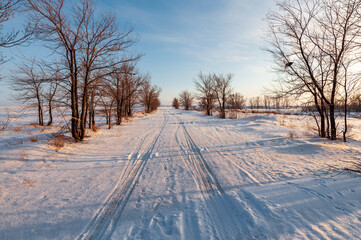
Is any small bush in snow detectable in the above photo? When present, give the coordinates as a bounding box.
[279,119,286,126]
[51,133,65,151]
[22,177,36,187]
[288,131,298,139]
[12,126,22,133]
[29,135,38,142]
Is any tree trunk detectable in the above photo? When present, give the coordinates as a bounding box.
[313,93,325,138]
[343,86,348,142]
[47,98,53,126]
[105,112,109,124]
[92,110,95,129]
[88,107,92,129]
[38,103,44,126]
[127,100,132,116]
[70,63,80,141]
[79,86,88,141]
[108,103,113,129]
[116,99,123,125]
[329,104,337,140]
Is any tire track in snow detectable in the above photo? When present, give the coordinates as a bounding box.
[77,113,168,240]
[175,116,247,239]
[189,121,267,185]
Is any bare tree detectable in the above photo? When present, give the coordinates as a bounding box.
[99,84,115,129]
[140,80,161,113]
[11,60,45,125]
[266,0,361,140]
[26,0,139,141]
[123,71,148,117]
[172,97,179,109]
[194,72,215,116]
[106,62,146,124]
[212,73,233,118]
[37,62,62,126]
[179,90,194,110]
[228,93,246,110]
[263,95,271,109]
[0,110,11,132]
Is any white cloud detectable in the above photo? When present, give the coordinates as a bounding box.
[135,0,273,64]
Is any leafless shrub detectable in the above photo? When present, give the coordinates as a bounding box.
[306,121,318,134]
[50,133,65,151]
[22,177,36,187]
[287,131,298,139]
[28,122,42,128]
[29,135,38,142]
[0,114,11,132]
[12,126,22,133]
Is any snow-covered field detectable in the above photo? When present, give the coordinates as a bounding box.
[1,106,361,239]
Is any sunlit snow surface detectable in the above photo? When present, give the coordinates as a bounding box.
[0,106,361,239]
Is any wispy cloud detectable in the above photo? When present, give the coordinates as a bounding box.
[126,0,273,64]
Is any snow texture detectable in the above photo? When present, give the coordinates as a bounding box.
[0,106,361,240]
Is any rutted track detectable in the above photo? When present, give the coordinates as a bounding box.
[77,113,168,240]
[176,116,223,195]
[175,115,247,239]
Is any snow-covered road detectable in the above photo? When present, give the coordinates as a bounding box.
[1,107,361,239]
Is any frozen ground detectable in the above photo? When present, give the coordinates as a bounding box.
[0,106,361,239]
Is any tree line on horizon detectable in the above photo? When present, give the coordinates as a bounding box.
[0,0,161,141]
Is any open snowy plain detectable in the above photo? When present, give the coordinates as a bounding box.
[1,106,361,239]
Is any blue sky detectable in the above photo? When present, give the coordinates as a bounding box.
[0,0,276,105]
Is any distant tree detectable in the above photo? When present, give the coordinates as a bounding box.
[263,95,271,109]
[249,97,255,109]
[179,90,194,110]
[140,81,161,113]
[194,72,215,116]
[172,97,179,109]
[98,85,115,129]
[228,93,246,110]
[37,62,62,126]
[212,73,233,118]
[107,63,145,125]
[11,60,45,125]
[255,96,261,109]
